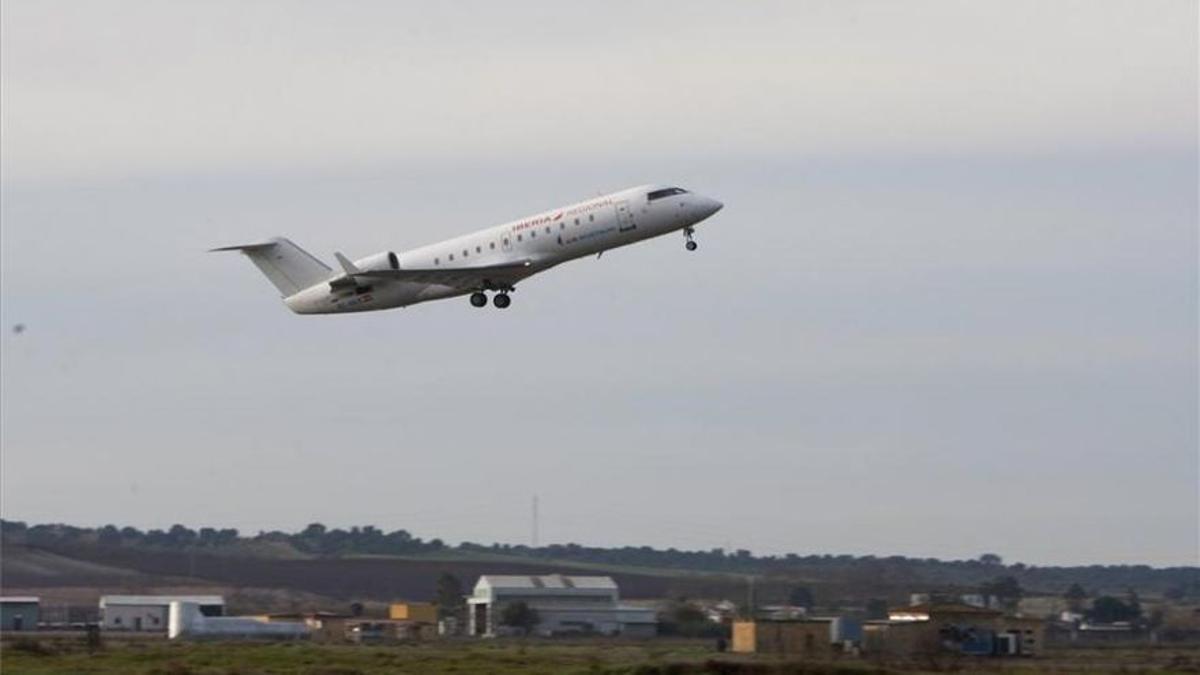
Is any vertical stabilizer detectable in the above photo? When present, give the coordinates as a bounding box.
[211,237,332,296]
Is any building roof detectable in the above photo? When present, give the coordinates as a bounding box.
[890,602,1002,618]
[489,602,653,613]
[0,597,40,604]
[1080,622,1135,632]
[737,618,835,624]
[863,619,933,629]
[477,574,617,591]
[265,611,350,620]
[100,595,225,607]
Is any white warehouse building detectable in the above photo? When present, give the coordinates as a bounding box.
[100,595,225,632]
[467,574,657,638]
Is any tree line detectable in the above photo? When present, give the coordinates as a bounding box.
[3,519,1196,598]
[1,520,445,556]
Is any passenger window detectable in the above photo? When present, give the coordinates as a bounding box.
[530,231,536,238]
[574,218,579,225]
[503,238,509,245]
[560,223,565,230]
[490,242,496,249]
[463,249,468,257]
[435,258,440,265]
[449,253,454,261]
[545,226,551,234]
[517,234,522,241]
[589,214,594,222]
[476,246,482,253]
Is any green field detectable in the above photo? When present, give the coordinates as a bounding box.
[3,638,1198,675]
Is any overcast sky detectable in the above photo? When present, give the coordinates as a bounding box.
[2,1,1196,567]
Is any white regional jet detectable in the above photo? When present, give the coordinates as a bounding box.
[214,184,722,313]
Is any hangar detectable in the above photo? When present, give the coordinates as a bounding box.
[467,574,656,637]
[100,595,225,632]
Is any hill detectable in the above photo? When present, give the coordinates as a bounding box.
[2,519,1196,613]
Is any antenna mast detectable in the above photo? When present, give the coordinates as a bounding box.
[531,494,539,548]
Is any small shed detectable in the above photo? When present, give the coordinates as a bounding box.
[1,597,40,631]
[389,602,437,623]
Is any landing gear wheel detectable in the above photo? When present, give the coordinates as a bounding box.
[683,226,697,251]
[493,293,512,309]
[469,292,488,308]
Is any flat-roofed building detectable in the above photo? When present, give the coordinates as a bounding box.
[1,597,40,631]
[863,603,1044,657]
[100,595,224,632]
[732,619,837,656]
[467,574,656,638]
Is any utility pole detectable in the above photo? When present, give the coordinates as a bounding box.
[531,494,539,548]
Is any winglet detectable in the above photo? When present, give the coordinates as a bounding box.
[334,252,361,276]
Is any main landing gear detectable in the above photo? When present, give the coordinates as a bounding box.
[469,290,512,309]
[684,226,698,251]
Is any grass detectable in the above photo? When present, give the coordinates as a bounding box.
[2,638,1198,675]
[3,639,714,675]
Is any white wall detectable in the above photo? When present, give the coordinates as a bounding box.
[102,605,168,632]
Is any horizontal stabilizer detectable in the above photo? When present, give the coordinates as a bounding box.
[209,241,278,252]
[334,252,361,276]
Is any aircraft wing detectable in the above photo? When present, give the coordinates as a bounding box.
[351,260,534,289]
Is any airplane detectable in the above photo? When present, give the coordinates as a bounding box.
[213,184,723,314]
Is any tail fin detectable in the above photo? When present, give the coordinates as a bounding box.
[211,236,332,296]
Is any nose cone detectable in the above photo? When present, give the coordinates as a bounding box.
[698,196,723,220]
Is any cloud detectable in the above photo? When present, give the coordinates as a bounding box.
[2,1,1195,182]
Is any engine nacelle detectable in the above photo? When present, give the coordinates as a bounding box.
[353,251,400,272]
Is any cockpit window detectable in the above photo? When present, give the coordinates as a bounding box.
[647,187,688,201]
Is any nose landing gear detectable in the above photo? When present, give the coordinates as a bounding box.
[684,226,698,251]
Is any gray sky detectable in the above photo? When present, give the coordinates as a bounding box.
[2,1,1196,567]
